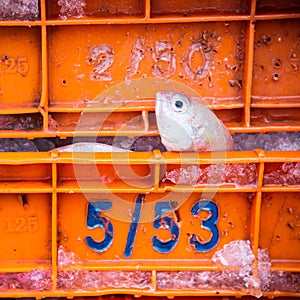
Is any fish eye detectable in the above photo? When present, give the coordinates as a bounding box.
[171,94,190,112]
[175,100,184,109]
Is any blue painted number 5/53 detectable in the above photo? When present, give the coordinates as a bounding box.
[152,201,180,253]
[189,200,219,252]
[85,202,114,252]
[85,196,219,256]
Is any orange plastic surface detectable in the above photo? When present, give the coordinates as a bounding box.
[15,297,300,300]
[0,0,299,298]
[0,0,299,137]
[0,150,299,297]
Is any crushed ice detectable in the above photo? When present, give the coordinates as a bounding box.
[57,269,152,290]
[258,248,272,291]
[212,240,260,294]
[264,162,300,186]
[266,271,300,293]
[58,245,82,267]
[0,0,39,20]
[0,270,52,291]
[57,245,152,290]
[0,244,298,293]
[157,240,299,296]
[58,0,86,19]
[212,240,255,270]
[163,163,257,186]
[233,132,300,151]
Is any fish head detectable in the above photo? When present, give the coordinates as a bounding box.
[156,90,193,117]
[155,90,233,152]
[155,91,198,151]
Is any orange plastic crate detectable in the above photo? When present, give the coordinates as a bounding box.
[0,150,299,297]
[0,0,299,298]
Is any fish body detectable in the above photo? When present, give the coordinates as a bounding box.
[57,142,132,152]
[155,91,233,151]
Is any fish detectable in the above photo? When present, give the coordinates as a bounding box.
[155,91,233,151]
[55,91,233,153]
[56,142,132,152]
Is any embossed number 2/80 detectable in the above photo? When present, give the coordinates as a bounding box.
[85,197,219,257]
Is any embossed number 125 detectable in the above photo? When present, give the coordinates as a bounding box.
[0,57,29,76]
[5,216,38,233]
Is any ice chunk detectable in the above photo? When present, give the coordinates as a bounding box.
[158,242,249,291]
[163,246,296,295]
[233,132,300,151]
[265,271,300,293]
[0,0,39,20]
[163,165,204,185]
[212,240,255,268]
[225,163,257,185]
[102,270,152,289]
[58,245,82,267]
[57,246,152,290]
[157,240,296,294]
[162,163,257,186]
[57,0,86,19]
[57,270,103,290]
[258,250,300,293]
[233,133,264,151]
[157,270,259,292]
[263,162,300,186]
[212,240,273,296]
[258,248,272,291]
[157,240,274,297]
[58,270,152,290]
[262,132,300,151]
[212,240,257,290]
[0,270,52,291]
[157,271,223,290]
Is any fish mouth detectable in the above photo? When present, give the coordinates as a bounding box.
[155,90,173,117]
[156,90,173,101]
[155,92,164,117]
